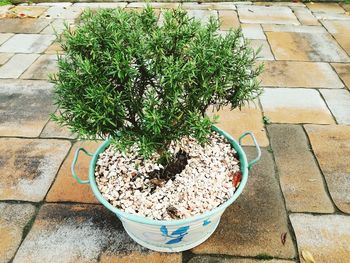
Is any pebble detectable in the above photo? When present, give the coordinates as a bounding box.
[95,132,241,220]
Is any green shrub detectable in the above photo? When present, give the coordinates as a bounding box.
[52,7,263,157]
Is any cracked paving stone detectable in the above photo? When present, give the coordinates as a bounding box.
[291,7,320,26]
[192,148,295,258]
[13,204,181,263]
[218,10,240,30]
[321,20,350,57]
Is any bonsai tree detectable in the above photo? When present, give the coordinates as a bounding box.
[52,7,263,159]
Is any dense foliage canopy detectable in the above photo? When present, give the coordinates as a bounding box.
[52,7,263,157]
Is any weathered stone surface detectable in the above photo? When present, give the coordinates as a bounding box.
[0,80,56,136]
[250,40,274,60]
[306,3,345,14]
[11,6,48,18]
[0,18,50,34]
[268,124,334,213]
[40,6,82,20]
[322,20,350,56]
[291,7,320,26]
[332,63,350,90]
[41,19,73,35]
[73,2,127,8]
[260,61,344,88]
[182,2,236,10]
[100,251,182,263]
[0,138,70,201]
[314,13,350,21]
[263,24,326,33]
[127,2,180,9]
[21,54,58,80]
[238,5,299,25]
[13,204,179,263]
[254,2,305,7]
[0,54,39,79]
[0,203,36,263]
[207,103,269,147]
[40,120,76,139]
[260,88,334,124]
[0,33,13,45]
[290,214,350,263]
[241,24,266,39]
[218,10,240,30]
[192,148,295,258]
[188,256,295,263]
[320,89,350,125]
[0,4,13,17]
[0,34,55,53]
[187,10,217,25]
[304,125,350,213]
[44,41,63,54]
[266,31,350,62]
[341,3,350,12]
[0,53,13,65]
[37,2,72,7]
[46,141,100,203]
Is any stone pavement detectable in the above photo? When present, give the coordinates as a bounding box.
[0,1,350,263]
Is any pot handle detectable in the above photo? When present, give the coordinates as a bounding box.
[71,147,93,184]
[238,131,261,170]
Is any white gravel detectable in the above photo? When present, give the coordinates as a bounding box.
[95,132,241,220]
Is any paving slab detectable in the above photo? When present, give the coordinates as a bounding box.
[182,2,236,10]
[21,54,58,80]
[262,24,326,33]
[0,203,36,263]
[266,31,350,62]
[41,19,73,35]
[192,148,295,258]
[40,120,76,139]
[0,54,39,79]
[46,141,101,203]
[260,88,334,124]
[241,24,266,39]
[0,18,50,34]
[321,20,350,56]
[331,63,350,90]
[267,124,334,213]
[44,41,63,54]
[37,2,72,7]
[254,2,305,7]
[0,33,13,45]
[290,7,320,26]
[304,124,350,214]
[218,10,240,30]
[237,5,299,25]
[11,6,48,18]
[250,40,274,60]
[0,138,70,202]
[290,214,350,263]
[72,2,127,8]
[187,10,218,25]
[0,5,13,17]
[341,3,350,12]
[206,103,269,147]
[0,34,55,53]
[127,2,180,9]
[306,3,345,14]
[40,6,83,20]
[0,53,13,66]
[188,256,295,263]
[0,79,56,137]
[320,89,350,125]
[260,61,344,88]
[13,204,181,263]
[314,12,350,20]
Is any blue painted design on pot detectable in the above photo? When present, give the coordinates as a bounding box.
[160,225,190,244]
[203,219,211,226]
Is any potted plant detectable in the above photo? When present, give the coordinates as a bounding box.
[52,7,263,252]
